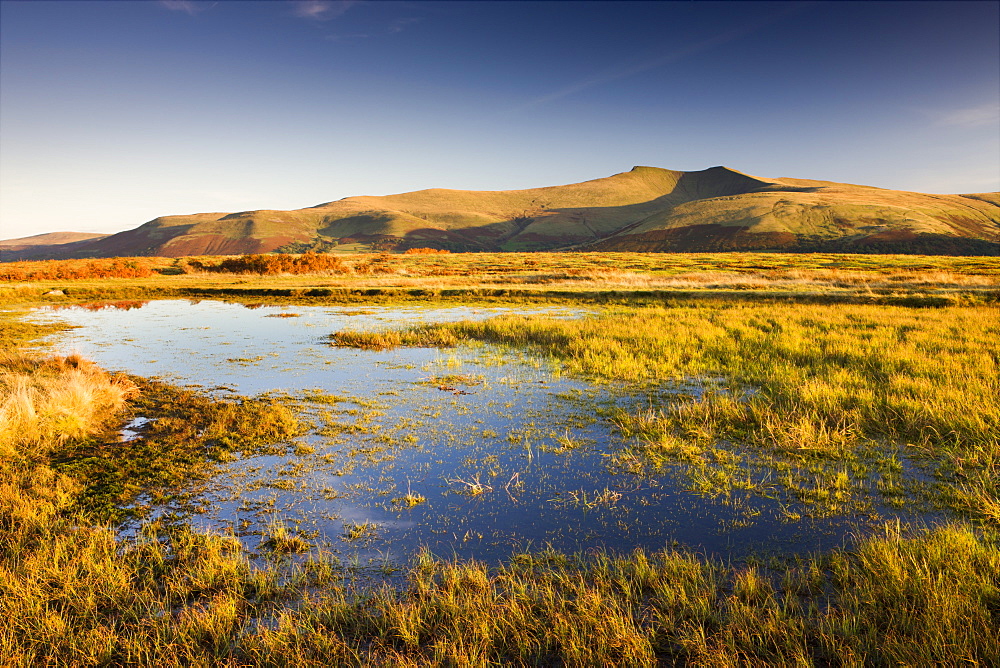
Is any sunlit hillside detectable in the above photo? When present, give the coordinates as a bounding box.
[3,167,997,259]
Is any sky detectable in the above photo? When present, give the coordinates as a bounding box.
[1,0,998,240]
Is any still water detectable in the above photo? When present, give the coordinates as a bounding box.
[27,299,920,566]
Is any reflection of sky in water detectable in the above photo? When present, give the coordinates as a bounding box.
[29,300,543,396]
[27,300,930,566]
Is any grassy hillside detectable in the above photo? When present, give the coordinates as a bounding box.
[0,232,111,261]
[7,167,998,259]
[588,175,999,253]
[0,232,108,247]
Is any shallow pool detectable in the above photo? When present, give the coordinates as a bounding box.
[27,299,929,566]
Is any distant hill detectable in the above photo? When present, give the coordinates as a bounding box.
[0,232,110,260]
[3,167,998,259]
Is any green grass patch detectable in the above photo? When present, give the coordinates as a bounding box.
[52,378,300,523]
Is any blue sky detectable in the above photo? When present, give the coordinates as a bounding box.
[1,0,998,239]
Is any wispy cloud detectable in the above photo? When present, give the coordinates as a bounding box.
[159,0,215,15]
[323,32,371,43]
[293,0,356,21]
[505,4,810,115]
[933,103,1000,129]
[388,17,420,34]
[322,13,419,42]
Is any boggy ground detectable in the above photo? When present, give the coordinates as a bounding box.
[1,253,999,665]
[335,301,999,524]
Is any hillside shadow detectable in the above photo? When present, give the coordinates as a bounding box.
[386,171,784,251]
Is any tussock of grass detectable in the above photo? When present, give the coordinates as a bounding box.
[330,326,459,350]
[0,352,136,461]
[342,521,378,543]
[392,492,427,508]
[262,520,311,554]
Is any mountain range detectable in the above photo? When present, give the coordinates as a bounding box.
[3,166,998,260]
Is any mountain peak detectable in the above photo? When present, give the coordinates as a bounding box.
[4,167,997,259]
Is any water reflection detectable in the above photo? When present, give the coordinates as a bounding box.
[46,300,150,311]
[27,300,925,566]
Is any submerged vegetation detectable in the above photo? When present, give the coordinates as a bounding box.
[56,377,300,523]
[2,252,999,664]
[338,302,1000,523]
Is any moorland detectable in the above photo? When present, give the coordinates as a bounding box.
[3,166,998,260]
[1,251,998,665]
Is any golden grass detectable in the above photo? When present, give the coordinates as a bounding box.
[2,252,998,307]
[346,300,1000,521]
[397,302,999,448]
[2,271,1000,664]
[0,353,136,461]
[2,517,996,665]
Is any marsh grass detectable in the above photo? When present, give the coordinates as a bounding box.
[354,301,999,522]
[51,377,301,522]
[392,481,427,508]
[551,487,624,508]
[392,492,427,508]
[447,475,493,496]
[0,352,137,461]
[330,326,460,350]
[4,284,1000,664]
[342,521,379,543]
[4,252,998,311]
[9,514,995,665]
[0,311,137,462]
[262,520,312,554]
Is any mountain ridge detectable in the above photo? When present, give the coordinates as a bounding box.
[3,166,998,259]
